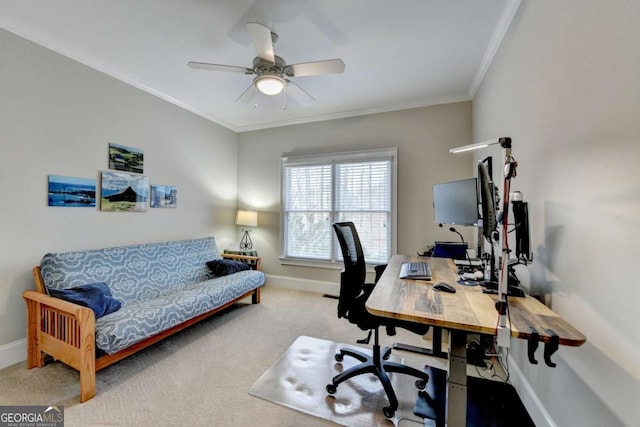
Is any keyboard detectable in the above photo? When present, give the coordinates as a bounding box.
[454,258,482,267]
[399,261,432,280]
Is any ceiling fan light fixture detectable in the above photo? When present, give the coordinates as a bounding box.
[254,74,285,95]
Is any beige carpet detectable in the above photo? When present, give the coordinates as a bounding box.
[0,286,501,426]
[249,335,426,427]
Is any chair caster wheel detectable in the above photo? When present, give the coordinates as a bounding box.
[326,384,337,394]
[382,406,395,419]
[415,379,427,390]
[334,353,343,362]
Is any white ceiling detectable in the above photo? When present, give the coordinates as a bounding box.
[0,0,520,132]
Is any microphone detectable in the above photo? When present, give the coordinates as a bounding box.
[449,227,464,243]
[448,227,481,286]
[449,226,474,269]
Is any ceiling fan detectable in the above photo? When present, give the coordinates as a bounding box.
[188,22,345,107]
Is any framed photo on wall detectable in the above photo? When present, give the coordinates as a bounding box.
[100,170,150,212]
[151,185,177,208]
[48,175,96,207]
[108,143,144,174]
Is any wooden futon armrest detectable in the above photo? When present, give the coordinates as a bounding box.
[221,253,261,270]
[23,289,95,317]
[22,289,96,402]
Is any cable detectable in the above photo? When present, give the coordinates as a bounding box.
[475,360,496,380]
[503,348,511,382]
[490,348,510,383]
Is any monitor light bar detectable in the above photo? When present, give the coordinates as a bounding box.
[449,139,501,154]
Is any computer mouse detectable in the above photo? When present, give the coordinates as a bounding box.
[433,282,456,293]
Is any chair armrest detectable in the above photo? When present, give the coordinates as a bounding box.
[221,253,261,270]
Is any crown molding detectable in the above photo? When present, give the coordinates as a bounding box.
[468,0,522,98]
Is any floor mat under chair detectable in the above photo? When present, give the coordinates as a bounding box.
[249,335,427,427]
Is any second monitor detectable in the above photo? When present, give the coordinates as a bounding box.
[432,177,478,227]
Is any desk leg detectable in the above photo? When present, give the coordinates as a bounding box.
[446,330,467,427]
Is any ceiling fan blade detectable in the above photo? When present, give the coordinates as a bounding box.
[246,22,275,65]
[285,59,345,77]
[285,80,316,107]
[234,83,258,104]
[188,62,254,74]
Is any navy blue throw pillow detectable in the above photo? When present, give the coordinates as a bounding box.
[206,259,250,276]
[48,282,122,319]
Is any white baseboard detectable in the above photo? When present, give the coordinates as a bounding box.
[508,354,556,427]
[0,339,26,370]
[265,274,339,297]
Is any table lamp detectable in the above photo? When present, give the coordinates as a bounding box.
[236,210,258,249]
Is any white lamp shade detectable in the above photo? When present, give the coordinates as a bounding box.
[236,210,258,227]
[254,75,285,95]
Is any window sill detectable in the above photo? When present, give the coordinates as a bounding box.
[278,257,378,272]
[278,257,342,269]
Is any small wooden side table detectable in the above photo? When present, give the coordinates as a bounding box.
[223,249,260,269]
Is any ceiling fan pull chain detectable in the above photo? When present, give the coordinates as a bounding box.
[282,84,287,110]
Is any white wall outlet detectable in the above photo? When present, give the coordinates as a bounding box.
[497,325,511,348]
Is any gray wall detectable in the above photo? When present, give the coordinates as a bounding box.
[237,102,473,284]
[472,1,639,426]
[0,30,239,349]
[5,3,632,424]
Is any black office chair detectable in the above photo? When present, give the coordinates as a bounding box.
[326,222,430,419]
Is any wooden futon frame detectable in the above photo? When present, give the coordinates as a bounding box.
[23,253,261,402]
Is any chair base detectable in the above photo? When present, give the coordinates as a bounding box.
[326,330,429,419]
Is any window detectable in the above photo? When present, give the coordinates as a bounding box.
[281,148,397,265]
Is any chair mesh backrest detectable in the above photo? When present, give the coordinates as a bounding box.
[333,222,366,318]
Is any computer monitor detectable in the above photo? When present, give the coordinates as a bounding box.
[432,178,478,226]
[512,201,532,262]
[477,160,497,240]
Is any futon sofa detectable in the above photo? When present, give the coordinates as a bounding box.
[23,236,264,402]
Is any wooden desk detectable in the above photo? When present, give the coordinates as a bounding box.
[366,255,586,427]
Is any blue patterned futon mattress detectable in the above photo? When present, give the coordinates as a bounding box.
[40,237,264,354]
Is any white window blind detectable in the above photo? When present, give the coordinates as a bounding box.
[335,160,391,264]
[281,149,396,265]
[283,164,333,260]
